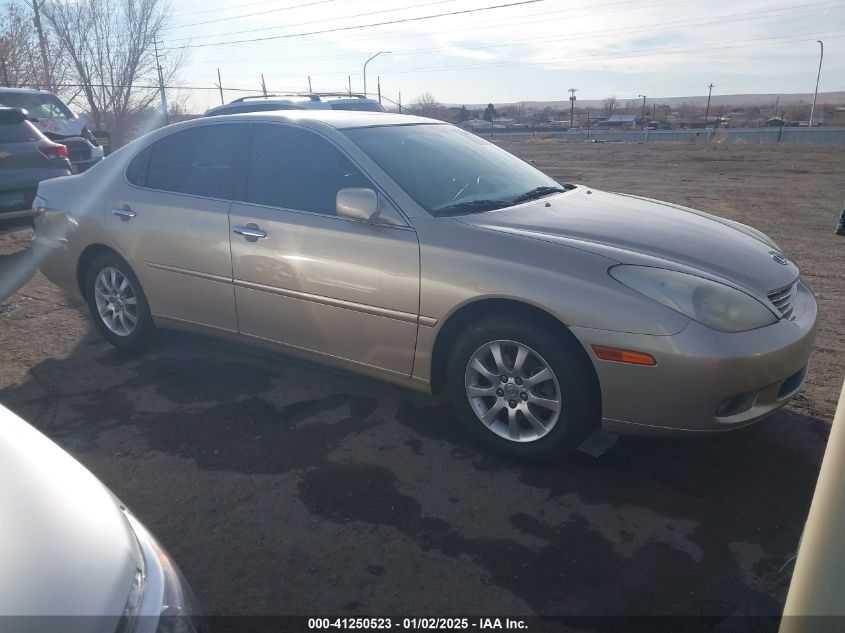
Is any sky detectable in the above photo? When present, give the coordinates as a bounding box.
[160,0,845,111]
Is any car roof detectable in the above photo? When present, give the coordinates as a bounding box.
[0,87,56,95]
[204,93,385,117]
[204,98,327,116]
[201,109,440,130]
[214,96,318,107]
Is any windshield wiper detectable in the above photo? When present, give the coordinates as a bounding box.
[510,185,570,204]
[434,199,511,216]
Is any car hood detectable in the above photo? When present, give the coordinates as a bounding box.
[0,405,141,625]
[456,187,798,296]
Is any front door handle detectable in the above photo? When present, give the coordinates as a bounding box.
[233,225,267,239]
[111,207,136,220]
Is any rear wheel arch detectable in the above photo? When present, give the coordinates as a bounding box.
[429,298,601,405]
[77,244,133,300]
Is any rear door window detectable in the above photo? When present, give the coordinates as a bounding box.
[0,120,42,143]
[142,123,243,199]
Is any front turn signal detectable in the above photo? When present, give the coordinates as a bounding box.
[591,345,657,366]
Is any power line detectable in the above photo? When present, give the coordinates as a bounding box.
[166,0,842,55]
[171,0,458,42]
[187,0,840,65]
[259,29,845,79]
[40,28,844,99]
[162,0,549,50]
[166,0,336,31]
[172,0,295,18]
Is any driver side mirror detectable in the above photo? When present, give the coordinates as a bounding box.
[336,188,379,222]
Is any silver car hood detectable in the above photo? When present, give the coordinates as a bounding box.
[457,187,799,296]
[0,405,141,622]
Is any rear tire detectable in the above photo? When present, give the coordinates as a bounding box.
[85,252,153,352]
[446,316,598,460]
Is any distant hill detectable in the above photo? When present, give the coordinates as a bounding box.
[458,92,845,110]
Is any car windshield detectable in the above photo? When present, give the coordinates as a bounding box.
[0,92,75,120]
[343,123,567,216]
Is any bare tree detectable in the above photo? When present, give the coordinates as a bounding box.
[0,3,72,95]
[0,3,39,87]
[679,101,695,128]
[409,92,442,119]
[42,0,184,145]
[603,96,617,118]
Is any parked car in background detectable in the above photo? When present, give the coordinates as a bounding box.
[33,111,816,460]
[0,404,202,633]
[204,92,385,116]
[0,87,103,173]
[0,107,72,222]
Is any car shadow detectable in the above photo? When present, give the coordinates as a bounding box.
[0,317,831,620]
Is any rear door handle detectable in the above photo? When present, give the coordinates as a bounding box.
[111,207,136,219]
[233,225,267,239]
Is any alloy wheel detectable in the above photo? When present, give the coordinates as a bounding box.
[93,267,139,337]
[464,339,562,442]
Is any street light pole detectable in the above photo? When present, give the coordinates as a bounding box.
[363,51,390,98]
[809,40,824,128]
[638,94,646,129]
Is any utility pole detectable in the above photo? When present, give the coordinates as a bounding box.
[216,68,224,104]
[1,56,8,87]
[568,88,577,128]
[398,91,402,113]
[638,94,647,129]
[261,73,267,96]
[377,76,381,105]
[348,75,351,96]
[154,40,168,123]
[307,76,312,92]
[809,40,824,128]
[703,83,714,129]
[31,0,51,90]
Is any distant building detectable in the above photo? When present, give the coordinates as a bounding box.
[596,114,638,129]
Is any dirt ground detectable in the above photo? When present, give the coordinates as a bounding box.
[1,140,843,622]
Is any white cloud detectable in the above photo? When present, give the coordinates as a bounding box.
[172,0,845,109]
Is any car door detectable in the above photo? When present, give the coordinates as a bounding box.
[105,122,246,332]
[228,122,420,376]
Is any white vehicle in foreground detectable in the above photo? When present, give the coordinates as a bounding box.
[0,404,202,633]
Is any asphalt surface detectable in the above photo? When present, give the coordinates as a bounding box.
[2,141,841,623]
[0,315,830,617]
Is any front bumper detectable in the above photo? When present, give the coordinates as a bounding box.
[572,280,818,436]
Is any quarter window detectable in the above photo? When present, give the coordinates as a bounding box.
[137,124,242,198]
[126,144,152,187]
[245,124,370,214]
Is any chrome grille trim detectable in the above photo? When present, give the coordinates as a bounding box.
[767,280,798,319]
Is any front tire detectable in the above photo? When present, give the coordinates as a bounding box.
[446,317,598,460]
[85,252,152,352]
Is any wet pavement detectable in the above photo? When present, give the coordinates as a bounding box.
[0,325,829,617]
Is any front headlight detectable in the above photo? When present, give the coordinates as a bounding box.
[120,511,203,633]
[609,265,778,332]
